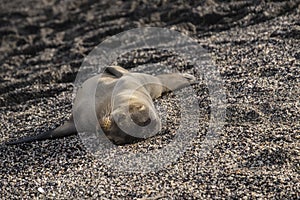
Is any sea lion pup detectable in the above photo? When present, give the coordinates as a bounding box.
[6,66,196,145]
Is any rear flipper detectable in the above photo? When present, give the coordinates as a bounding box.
[156,73,198,93]
[6,120,77,145]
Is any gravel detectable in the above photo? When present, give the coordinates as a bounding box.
[0,0,299,199]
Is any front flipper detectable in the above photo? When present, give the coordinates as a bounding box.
[156,73,197,93]
[104,66,129,78]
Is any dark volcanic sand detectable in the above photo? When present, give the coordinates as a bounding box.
[0,0,299,199]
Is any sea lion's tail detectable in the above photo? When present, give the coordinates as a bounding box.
[6,121,77,145]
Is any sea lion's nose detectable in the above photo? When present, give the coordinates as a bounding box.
[131,113,151,127]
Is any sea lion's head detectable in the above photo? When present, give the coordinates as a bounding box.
[100,101,161,145]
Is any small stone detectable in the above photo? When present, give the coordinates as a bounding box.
[38,187,45,194]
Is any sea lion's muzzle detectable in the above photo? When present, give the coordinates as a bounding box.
[131,116,151,127]
[129,102,152,127]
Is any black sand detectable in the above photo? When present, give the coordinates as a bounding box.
[0,0,299,199]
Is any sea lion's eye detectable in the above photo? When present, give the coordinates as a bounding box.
[129,103,146,113]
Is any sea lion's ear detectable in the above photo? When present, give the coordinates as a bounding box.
[105,66,129,78]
